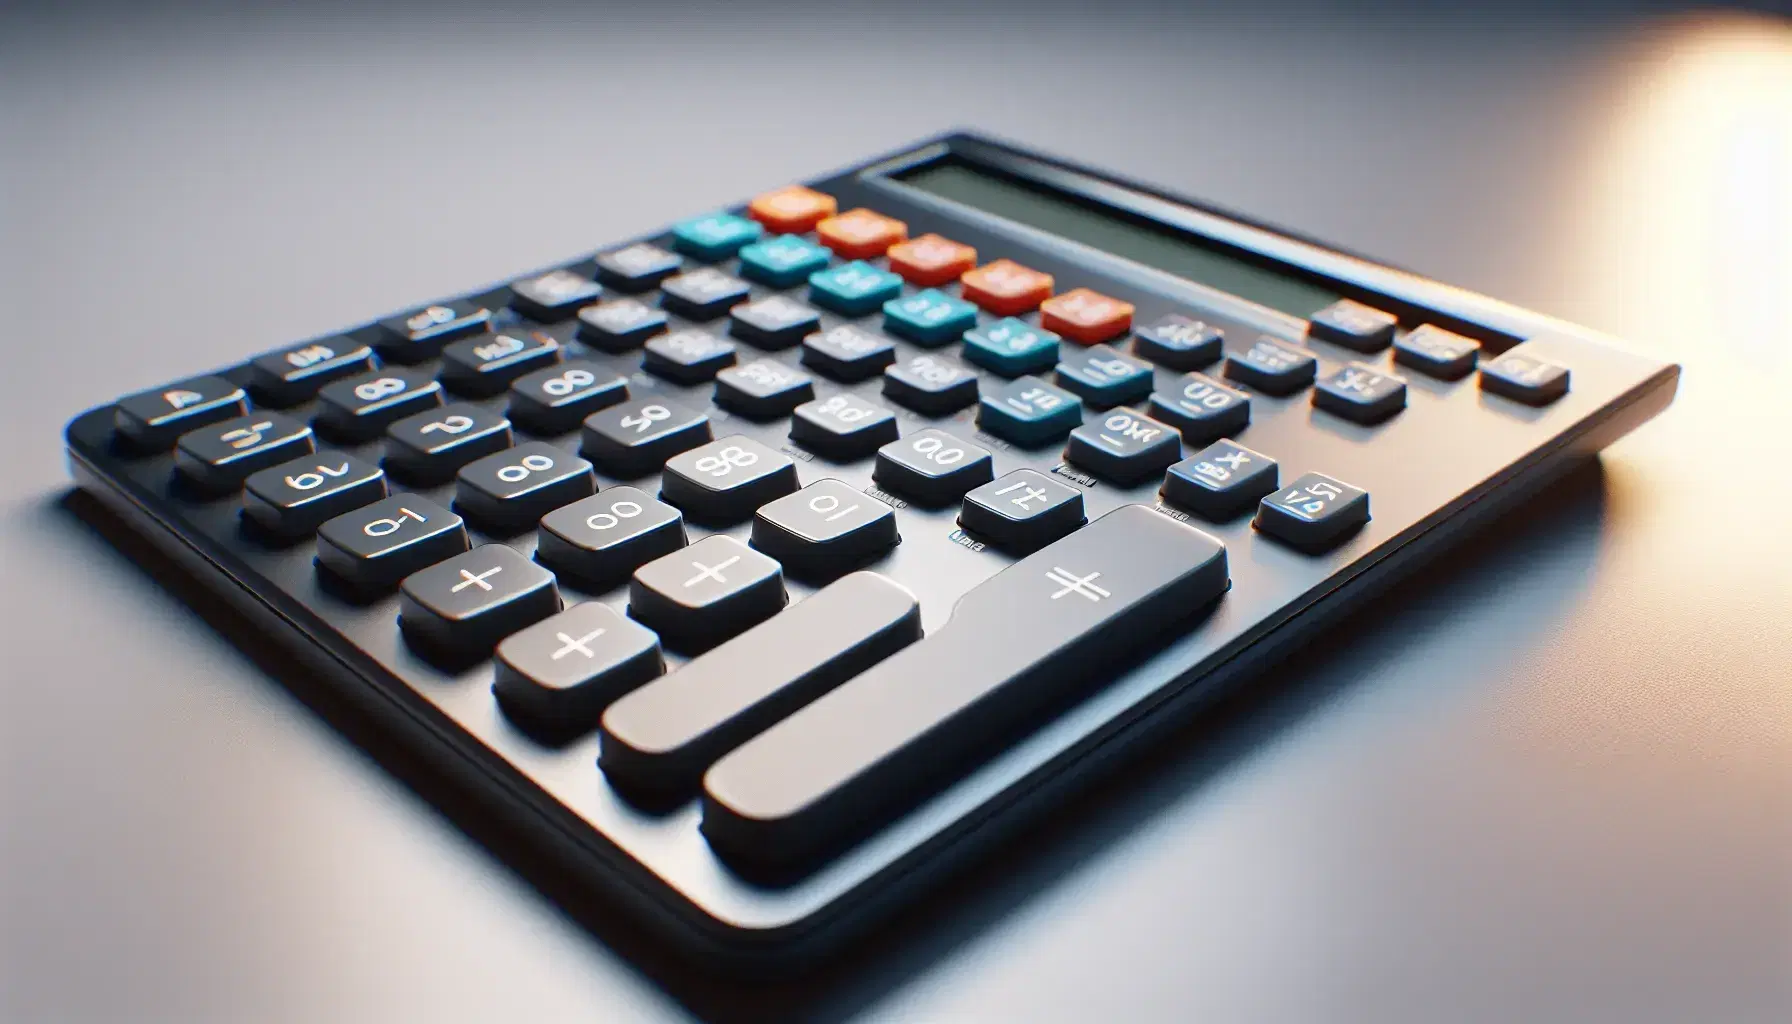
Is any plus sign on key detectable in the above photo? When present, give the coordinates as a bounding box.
[398,544,561,665]
[628,535,787,654]
[493,602,664,743]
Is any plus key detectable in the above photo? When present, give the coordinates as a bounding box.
[628,535,786,653]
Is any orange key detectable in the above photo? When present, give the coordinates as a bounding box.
[1040,287,1135,344]
[748,185,837,234]
[815,208,908,259]
[886,233,978,286]
[959,259,1054,315]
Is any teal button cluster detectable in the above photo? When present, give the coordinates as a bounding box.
[671,212,763,261]
[977,375,1084,446]
[963,317,1062,376]
[808,261,903,316]
[738,234,832,287]
[883,289,978,346]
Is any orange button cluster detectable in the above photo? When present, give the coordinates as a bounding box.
[747,185,837,234]
[1041,287,1135,344]
[886,233,978,286]
[816,207,908,259]
[959,259,1055,315]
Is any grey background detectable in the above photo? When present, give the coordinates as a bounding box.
[3,2,1790,1021]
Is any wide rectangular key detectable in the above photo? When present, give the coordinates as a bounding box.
[701,504,1228,871]
[600,571,920,801]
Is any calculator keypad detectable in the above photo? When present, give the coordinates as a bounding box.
[714,360,815,419]
[1132,314,1222,371]
[1065,408,1181,485]
[1148,372,1251,444]
[978,376,1083,446]
[506,360,628,435]
[114,375,249,450]
[454,441,596,533]
[1313,364,1407,424]
[578,298,669,351]
[315,494,468,593]
[536,488,687,590]
[316,368,443,441]
[628,535,786,653]
[1253,472,1370,551]
[729,296,821,349]
[882,353,979,415]
[581,398,712,478]
[509,269,602,322]
[660,269,752,321]
[595,243,682,292]
[790,394,899,461]
[643,330,738,384]
[801,325,896,382]
[873,428,994,506]
[1224,337,1318,395]
[399,544,561,663]
[384,403,513,484]
[959,468,1086,553]
[1160,440,1279,520]
[175,412,316,492]
[440,329,561,396]
[243,451,387,538]
[660,436,799,525]
[378,300,492,363]
[249,339,376,406]
[1054,344,1155,408]
[751,479,900,577]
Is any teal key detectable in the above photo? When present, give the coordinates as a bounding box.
[738,235,832,287]
[808,261,903,316]
[977,375,1084,446]
[883,289,978,346]
[963,316,1062,376]
[671,212,763,261]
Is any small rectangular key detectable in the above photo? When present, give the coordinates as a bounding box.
[701,504,1228,871]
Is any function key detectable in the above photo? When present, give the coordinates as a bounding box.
[536,487,686,591]
[1480,350,1570,406]
[883,288,978,345]
[493,602,665,743]
[1393,325,1480,380]
[581,398,712,478]
[815,208,907,260]
[242,451,386,539]
[440,329,561,396]
[808,260,903,316]
[629,535,787,653]
[1313,363,1407,424]
[886,233,977,286]
[1066,408,1181,486]
[1307,299,1397,353]
[1041,288,1134,344]
[960,259,1054,316]
[643,329,737,384]
[873,428,994,506]
[746,185,838,234]
[714,359,814,419]
[660,435,799,525]
[114,375,248,450]
[730,295,821,349]
[174,412,316,492]
[509,268,602,322]
[671,211,763,261]
[399,544,561,664]
[377,300,492,363]
[316,494,469,595]
[249,339,376,407]
[507,360,628,435]
[1161,440,1278,520]
[1055,344,1155,408]
[752,479,899,577]
[1254,472,1370,552]
[790,394,899,461]
[1224,337,1318,395]
[978,375,1083,446]
[800,324,895,382]
[737,234,832,288]
[454,441,596,533]
[315,368,443,441]
[578,297,669,351]
[959,468,1086,553]
[963,317,1061,377]
[659,268,752,321]
[383,403,513,484]
[1147,372,1251,444]
[883,352,979,416]
[595,242,683,292]
[1133,314,1222,371]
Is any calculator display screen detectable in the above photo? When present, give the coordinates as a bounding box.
[896,161,1341,319]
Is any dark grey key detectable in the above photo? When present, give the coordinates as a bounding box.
[643,329,737,384]
[602,571,920,799]
[577,298,668,352]
[789,394,899,461]
[1160,440,1279,520]
[1307,298,1398,352]
[243,451,386,538]
[248,337,375,406]
[595,242,683,292]
[174,412,316,492]
[398,544,561,663]
[1253,471,1370,551]
[730,296,821,349]
[872,428,993,506]
[882,352,980,415]
[660,435,798,525]
[1147,372,1251,445]
[315,368,443,441]
[1313,363,1407,424]
[1392,324,1480,380]
[958,468,1085,553]
[114,375,248,450]
[1133,314,1222,370]
[454,441,595,533]
[581,398,712,478]
[494,603,664,743]
[383,403,513,484]
[1065,407,1181,485]
[440,329,561,396]
[506,360,628,435]
[315,494,468,594]
[714,359,814,419]
[629,535,786,653]
[1223,337,1318,395]
[800,324,895,382]
[536,487,686,590]
[509,268,602,321]
[701,504,1229,871]
[659,268,751,321]
[377,299,492,363]
[1480,350,1570,406]
[751,479,899,577]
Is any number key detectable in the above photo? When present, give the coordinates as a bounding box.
[1147,372,1251,444]
[873,428,993,506]
[959,468,1086,553]
[1224,337,1318,395]
[643,329,738,384]
[383,403,513,484]
[115,375,249,451]
[595,242,682,292]
[714,359,815,419]
[537,487,687,590]
[1065,408,1181,485]
[315,494,469,594]
[883,352,980,415]
[243,451,387,538]
[729,295,821,349]
[377,299,492,363]
[660,435,798,525]
[789,393,899,461]
[1253,471,1370,551]
[659,268,752,321]
[800,325,895,383]
[509,268,602,321]
[752,479,899,577]
[507,359,628,435]
[315,368,443,441]
[248,337,376,406]
[577,298,669,352]
[440,328,561,396]
[175,412,317,492]
[581,398,712,478]
[1313,363,1407,424]
[455,441,596,533]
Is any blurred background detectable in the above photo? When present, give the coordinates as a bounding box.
[2,2,1789,1021]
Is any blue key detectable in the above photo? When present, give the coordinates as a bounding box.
[808,261,903,316]
[671,212,763,261]
[962,317,1061,376]
[882,289,978,345]
[977,375,1083,446]
[737,234,832,287]
[1055,344,1155,408]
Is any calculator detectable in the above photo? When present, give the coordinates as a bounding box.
[63,132,1678,968]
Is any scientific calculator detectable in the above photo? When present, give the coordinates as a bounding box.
[63,132,1678,968]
